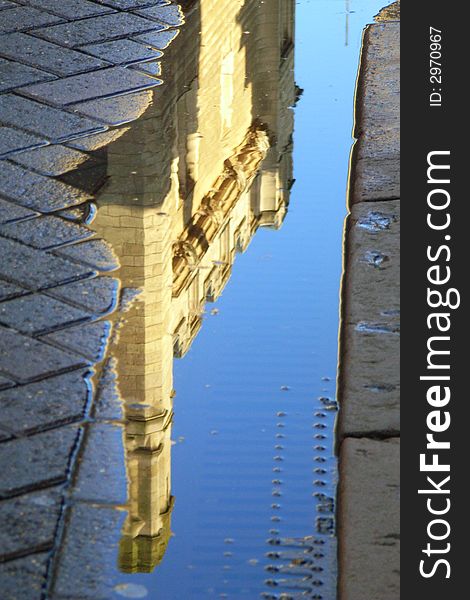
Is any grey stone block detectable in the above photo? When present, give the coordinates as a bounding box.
[0,6,61,33]
[0,280,27,303]
[79,38,162,65]
[130,60,161,77]
[33,12,165,48]
[0,58,55,92]
[0,198,38,225]
[46,276,119,315]
[42,321,111,362]
[0,293,91,335]
[0,215,94,250]
[65,127,130,151]
[0,32,110,77]
[0,369,90,435]
[14,0,114,19]
[72,90,154,125]
[11,145,100,177]
[0,552,49,600]
[20,66,160,107]
[0,489,62,561]
[54,239,120,272]
[0,126,46,157]
[132,28,179,49]
[0,162,92,213]
[135,4,184,26]
[338,438,400,600]
[50,503,127,600]
[72,423,127,504]
[0,425,80,498]
[0,374,15,390]
[0,237,95,293]
[0,94,106,142]
[0,325,88,383]
[339,200,400,437]
[350,156,400,203]
[94,0,170,9]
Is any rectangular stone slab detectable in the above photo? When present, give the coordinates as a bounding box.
[338,438,400,600]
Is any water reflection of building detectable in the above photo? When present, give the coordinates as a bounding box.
[92,0,296,574]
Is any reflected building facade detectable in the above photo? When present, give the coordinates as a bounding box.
[92,0,296,574]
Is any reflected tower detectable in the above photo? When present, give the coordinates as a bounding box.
[92,0,296,574]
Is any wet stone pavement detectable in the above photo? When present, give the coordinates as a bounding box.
[0,1,183,598]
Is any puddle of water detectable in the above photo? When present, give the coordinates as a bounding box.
[20,0,390,598]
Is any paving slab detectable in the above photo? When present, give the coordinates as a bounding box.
[72,90,154,126]
[131,61,161,77]
[0,58,55,92]
[134,4,183,26]
[42,320,111,362]
[132,27,179,49]
[58,203,97,225]
[350,156,399,203]
[0,6,62,34]
[0,552,49,600]
[0,325,88,383]
[95,0,171,9]
[0,161,92,213]
[14,0,115,19]
[0,489,62,561]
[0,126,46,158]
[0,95,106,142]
[79,38,162,65]
[0,237,95,292]
[338,438,400,600]
[0,215,94,249]
[0,293,91,335]
[339,200,400,437]
[0,198,38,225]
[32,12,166,48]
[0,370,91,435]
[0,32,110,77]
[0,280,27,303]
[0,374,15,390]
[20,66,160,107]
[54,239,120,271]
[45,276,119,314]
[50,503,127,600]
[72,423,127,504]
[0,425,80,498]
[65,127,130,151]
[11,145,100,177]
[0,0,17,9]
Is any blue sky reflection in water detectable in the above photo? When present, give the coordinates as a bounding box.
[133,1,388,597]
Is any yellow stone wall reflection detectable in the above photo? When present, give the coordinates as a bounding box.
[93,0,296,574]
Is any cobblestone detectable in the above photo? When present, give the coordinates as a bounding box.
[0,32,110,77]
[0,6,62,34]
[0,370,90,435]
[0,161,92,213]
[0,489,62,561]
[11,144,101,177]
[80,38,162,65]
[0,94,105,143]
[0,214,94,249]
[0,293,91,335]
[0,425,79,498]
[0,57,55,92]
[32,12,166,48]
[20,65,161,106]
[0,552,49,600]
[45,276,119,315]
[15,0,115,19]
[54,239,120,271]
[0,197,38,224]
[0,237,95,292]
[72,90,153,125]
[0,126,45,157]
[42,321,111,362]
